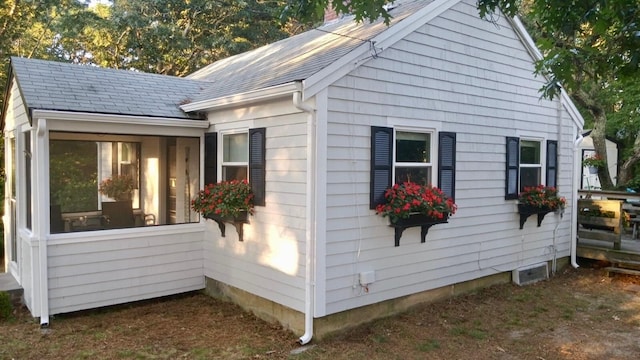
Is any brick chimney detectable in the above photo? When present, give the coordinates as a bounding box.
[324,4,339,23]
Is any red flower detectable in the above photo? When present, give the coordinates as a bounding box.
[191,180,254,218]
[375,181,457,223]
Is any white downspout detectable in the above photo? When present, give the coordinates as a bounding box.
[551,100,563,275]
[36,119,50,327]
[571,131,584,269]
[293,90,316,345]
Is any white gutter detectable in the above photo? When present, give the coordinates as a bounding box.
[31,110,210,129]
[293,90,316,345]
[571,130,584,269]
[181,82,301,112]
[36,119,49,327]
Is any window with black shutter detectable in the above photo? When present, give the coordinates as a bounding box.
[370,126,457,208]
[506,137,558,200]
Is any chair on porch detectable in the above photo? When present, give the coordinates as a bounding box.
[101,201,135,229]
[50,204,65,233]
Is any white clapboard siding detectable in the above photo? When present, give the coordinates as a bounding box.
[7,81,28,129]
[46,226,205,315]
[204,103,309,313]
[322,0,575,315]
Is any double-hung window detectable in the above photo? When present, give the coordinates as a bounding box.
[395,131,433,185]
[370,126,456,209]
[505,137,558,199]
[519,140,542,191]
[222,132,248,181]
[204,128,266,206]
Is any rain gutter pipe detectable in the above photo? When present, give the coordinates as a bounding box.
[36,118,50,327]
[571,131,584,269]
[552,100,563,275]
[293,90,316,345]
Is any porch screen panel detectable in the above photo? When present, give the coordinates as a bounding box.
[546,140,558,188]
[370,126,393,209]
[505,137,519,200]
[438,132,456,200]
[249,128,266,206]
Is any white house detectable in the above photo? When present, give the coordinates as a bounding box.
[2,0,584,342]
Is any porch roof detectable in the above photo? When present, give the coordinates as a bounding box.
[186,0,432,103]
[9,57,209,121]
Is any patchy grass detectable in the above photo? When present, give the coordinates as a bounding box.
[2,263,640,359]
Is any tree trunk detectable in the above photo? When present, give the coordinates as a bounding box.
[617,133,640,186]
[573,90,614,189]
[591,122,614,189]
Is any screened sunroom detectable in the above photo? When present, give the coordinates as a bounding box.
[48,132,201,233]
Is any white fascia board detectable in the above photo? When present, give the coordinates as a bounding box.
[510,16,584,128]
[180,82,301,112]
[30,110,210,129]
[302,0,461,100]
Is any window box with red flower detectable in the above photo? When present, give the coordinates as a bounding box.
[375,182,457,246]
[191,180,254,241]
[517,185,565,229]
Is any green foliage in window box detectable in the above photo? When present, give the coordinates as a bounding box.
[192,180,254,219]
[375,181,457,224]
[518,185,566,210]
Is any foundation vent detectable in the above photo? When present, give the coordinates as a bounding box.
[512,263,548,286]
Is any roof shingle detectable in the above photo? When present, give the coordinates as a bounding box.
[11,57,210,120]
[187,0,431,102]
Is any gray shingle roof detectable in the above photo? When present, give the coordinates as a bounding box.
[11,57,210,120]
[187,0,432,102]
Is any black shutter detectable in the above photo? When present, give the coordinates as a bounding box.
[204,132,217,186]
[505,137,519,200]
[249,127,266,206]
[438,132,456,200]
[546,140,558,188]
[370,126,393,209]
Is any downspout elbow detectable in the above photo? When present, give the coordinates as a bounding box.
[293,91,314,113]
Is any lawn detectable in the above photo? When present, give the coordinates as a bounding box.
[1,262,640,359]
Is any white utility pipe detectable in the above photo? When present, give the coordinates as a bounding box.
[293,90,316,345]
[571,132,584,268]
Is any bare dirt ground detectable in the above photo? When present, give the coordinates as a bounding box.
[2,261,640,360]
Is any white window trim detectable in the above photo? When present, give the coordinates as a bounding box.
[219,129,249,182]
[519,137,546,188]
[392,127,437,185]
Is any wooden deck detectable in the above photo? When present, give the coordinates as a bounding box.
[577,190,640,264]
[577,234,640,263]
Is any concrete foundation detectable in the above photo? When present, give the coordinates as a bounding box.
[204,258,569,340]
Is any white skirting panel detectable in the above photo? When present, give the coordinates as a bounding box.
[46,224,205,315]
